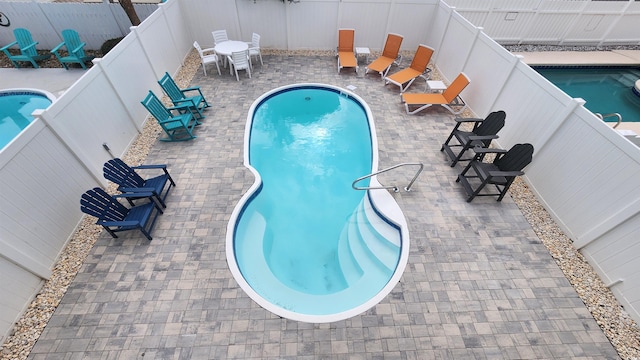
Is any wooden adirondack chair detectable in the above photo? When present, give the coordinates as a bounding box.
[0,28,51,68]
[103,158,175,208]
[51,29,95,70]
[80,187,163,240]
[141,91,201,142]
[158,72,210,120]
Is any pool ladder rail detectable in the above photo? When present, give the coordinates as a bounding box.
[352,162,424,193]
[595,112,622,128]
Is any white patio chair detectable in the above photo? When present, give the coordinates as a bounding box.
[227,50,251,81]
[246,33,263,68]
[193,41,220,76]
[212,29,229,46]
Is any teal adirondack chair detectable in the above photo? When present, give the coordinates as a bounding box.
[158,72,210,120]
[0,28,52,68]
[141,91,201,142]
[51,29,95,70]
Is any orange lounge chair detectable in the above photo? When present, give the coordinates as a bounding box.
[337,28,358,73]
[384,44,434,92]
[401,73,470,115]
[365,33,403,78]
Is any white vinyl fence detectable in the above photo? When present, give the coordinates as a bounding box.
[0,2,159,50]
[1,0,640,344]
[444,0,640,46]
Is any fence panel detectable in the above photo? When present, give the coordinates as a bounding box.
[235,0,288,50]
[0,2,158,50]
[445,0,640,45]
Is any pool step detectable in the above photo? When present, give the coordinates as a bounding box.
[337,197,400,285]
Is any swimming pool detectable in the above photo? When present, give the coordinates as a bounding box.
[534,67,640,122]
[226,84,410,323]
[0,89,55,150]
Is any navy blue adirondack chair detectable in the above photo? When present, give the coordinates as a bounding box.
[103,158,175,208]
[51,29,95,70]
[141,91,200,142]
[80,187,163,240]
[1,28,51,68]
[158,72,210,120]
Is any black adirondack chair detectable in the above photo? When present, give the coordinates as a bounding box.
[103,158,175,208]
[441,110,506,167]
[456,143,534,202]
[80,187,163,240]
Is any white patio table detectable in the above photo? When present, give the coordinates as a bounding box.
[214,40,249,75]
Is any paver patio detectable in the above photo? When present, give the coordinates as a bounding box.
[28,54,620,359]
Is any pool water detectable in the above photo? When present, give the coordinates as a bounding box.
[0,91,52,149]
[228,84,406,322]
[535,67,640,122]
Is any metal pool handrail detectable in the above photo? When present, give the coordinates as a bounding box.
[352,162,424,193]
[595,112,622,128]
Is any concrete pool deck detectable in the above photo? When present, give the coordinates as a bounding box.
[12,53,625,359]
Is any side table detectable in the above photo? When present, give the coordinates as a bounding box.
[355,47,370,63]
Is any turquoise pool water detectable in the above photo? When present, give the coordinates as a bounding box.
[227,84,408,322]
[0,90,52,150]
[535,67,640,122]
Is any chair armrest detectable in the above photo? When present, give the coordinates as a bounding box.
[114,191,155,198]
[454,117,483,123]
[467,134,499,141]
[158,118,184,125]
[71,42,86,54]
[1,41,18,51]
[167,103,193,113]
[118,187,158,194]
[51,42,65,53]
[471,147,507,155]
[21,42,37,52]
[172,98,198,106]
[180,86,204,96]
[133,164,168,171]
[488,170,524,178]
[100,220,140,227]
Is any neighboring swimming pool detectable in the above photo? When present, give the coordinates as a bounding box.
[0,89,55,150]
[534,67,640,122]
[226,84,410,323]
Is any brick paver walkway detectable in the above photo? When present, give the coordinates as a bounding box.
[29,55,619,359]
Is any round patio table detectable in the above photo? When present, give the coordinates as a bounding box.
[214,40,249,75]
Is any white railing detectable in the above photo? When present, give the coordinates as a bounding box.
[2,0,640,344]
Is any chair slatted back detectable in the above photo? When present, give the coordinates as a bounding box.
[80,187,128,221]
[14,28,38,56]
[409,44,433,73]
[103,158,145,189]
[495,143,534,172]
[443,73,470,103]
[381,33,403,59]
[338,29,355,52]
[193,41,205,58]
[141,91,171,122]
[61,29,87,57]
[251,33,261,48]
[212,30,228,45]
[158,72,184,103]
[475,110,506,137]
[231,50,250,69]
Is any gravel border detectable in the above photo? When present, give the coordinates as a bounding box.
[1,49,640,360]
